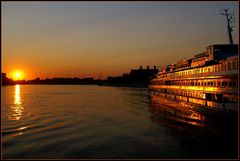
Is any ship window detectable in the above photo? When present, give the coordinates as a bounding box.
[233,61,237,69]
[228,62,231,70]
[206,93,213,101]
[233,96,238,103]
[204,82,207,86]
[213,94,217,101]
[233,81,237,87]
[218,82,221,86]
[235,61,238,69]
[222,81,228,87]
[229,82,232,87]
[225,82,228,86]
[216,94,223,103]
[223,65,226,71]
[223,64,226,70]
[233,61,238,69]
[216,65,219,71]
[223,97,231,103]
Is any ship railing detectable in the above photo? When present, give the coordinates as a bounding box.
[157,59,238,79]
[149,85,238,94]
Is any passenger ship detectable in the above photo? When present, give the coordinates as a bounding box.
[149,44,238,113]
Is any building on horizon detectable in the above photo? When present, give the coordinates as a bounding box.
[1,73,14,86]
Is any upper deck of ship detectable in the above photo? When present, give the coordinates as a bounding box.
[156,44,238,80]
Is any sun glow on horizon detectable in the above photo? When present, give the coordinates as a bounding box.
[12,70,24,80]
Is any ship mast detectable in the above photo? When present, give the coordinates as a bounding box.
[220,8,235,45]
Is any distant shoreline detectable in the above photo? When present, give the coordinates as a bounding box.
[1,83,149,88]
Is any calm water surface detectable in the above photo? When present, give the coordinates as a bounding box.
[1,85,238,159]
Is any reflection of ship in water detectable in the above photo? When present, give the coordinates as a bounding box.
[149,94,238,159]
[150,95,207,128]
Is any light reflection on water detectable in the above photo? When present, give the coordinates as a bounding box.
[14,85,21,105]
[1,85,238,159]
[9,85,24,121]
[149,95,206,128]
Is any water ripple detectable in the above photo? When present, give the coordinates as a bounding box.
[2,85,238,159]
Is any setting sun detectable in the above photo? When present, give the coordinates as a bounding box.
[12,70,24,80]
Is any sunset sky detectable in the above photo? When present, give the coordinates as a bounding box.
[2,1,239,80]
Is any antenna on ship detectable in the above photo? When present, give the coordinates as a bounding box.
[220,8,235,45]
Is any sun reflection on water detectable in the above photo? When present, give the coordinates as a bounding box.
[14,85,21,105]
[9,85,24,121]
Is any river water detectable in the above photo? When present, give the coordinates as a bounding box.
[1,85,238,159]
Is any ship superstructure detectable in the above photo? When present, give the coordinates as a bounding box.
[149,9,238,113]
[149,44,238,112]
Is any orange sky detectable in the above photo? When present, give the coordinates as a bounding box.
[2,2,239,80]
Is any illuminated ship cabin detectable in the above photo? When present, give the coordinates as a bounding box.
[149,44,238,112]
